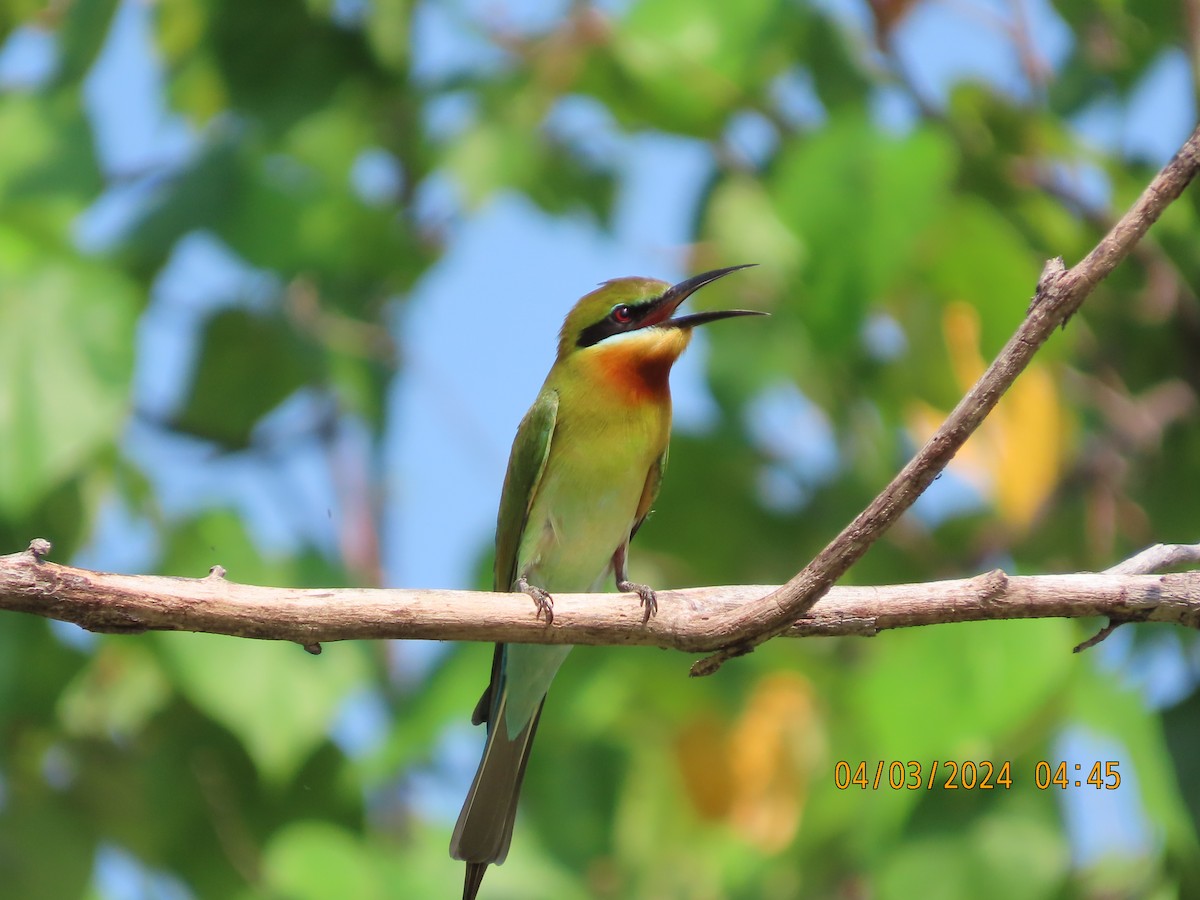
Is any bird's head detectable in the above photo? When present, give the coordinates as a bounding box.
[556,265,762,369]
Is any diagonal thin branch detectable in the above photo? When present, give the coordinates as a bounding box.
[687,123,1200,677]
[2,540,1199,649]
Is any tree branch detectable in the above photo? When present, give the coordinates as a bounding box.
[688,122,1200,676]
[7,133,1197,673]
[2,540,1198,651]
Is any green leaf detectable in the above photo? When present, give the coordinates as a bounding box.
[363,0,410,73]
[443,117,614,220]
[0,796,95,899]
[0,233,138,517]
[0,92,104,237]
[156,632,370,786]
[770,115,956,347]
[261,822,388,900]
[57,641,171,739]
[0,1,44,37]
[918,196,1046,354]
[150,511,369,785]
[603,0,800,135]
[118,132,245,274]
[702,174,804,284]
[200,0,386,135]
[877,807,1068,900]
[173,308,320,449]
[125,115,418,285]
[855,619,1076,755]
[56,0,120,84]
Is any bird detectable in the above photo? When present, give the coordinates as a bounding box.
[450,264,762,899]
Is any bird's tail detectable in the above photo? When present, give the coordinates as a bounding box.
[450,697,545,900]
[462,863,488,900]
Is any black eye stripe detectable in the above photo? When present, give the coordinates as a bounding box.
[577,319,623,348]
[576,300,654,348]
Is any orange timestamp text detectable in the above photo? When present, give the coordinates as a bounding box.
[834,760,1013,790]
[833,760,1122,791]
[1033,760,1121,790]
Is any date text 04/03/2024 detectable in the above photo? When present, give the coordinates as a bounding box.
[833,760,1122,791]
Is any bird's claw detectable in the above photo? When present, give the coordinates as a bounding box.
[619,580,658,624]
[518,576,555,624]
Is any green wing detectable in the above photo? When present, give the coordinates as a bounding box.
[630,445,667,541]
[493,389,559,592]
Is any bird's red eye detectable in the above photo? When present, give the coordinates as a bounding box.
[612,305,633,324]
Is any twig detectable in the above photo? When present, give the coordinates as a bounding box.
[1066,541,1200,651]
[688,123,1200,676]
[1072,620,1128,653]
[2,540,1198,649]
[1104,542,1200,575]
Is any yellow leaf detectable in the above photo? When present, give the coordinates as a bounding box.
[674,713,734,820]
[906,302,1064,531]
[673,673,824,851]
[728,673,821,852]
[907,398,990,497]
[995,362,1062,529]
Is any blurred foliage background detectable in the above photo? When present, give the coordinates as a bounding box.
[2,0,1200,897]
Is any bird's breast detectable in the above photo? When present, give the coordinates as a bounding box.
[517,401,669,592]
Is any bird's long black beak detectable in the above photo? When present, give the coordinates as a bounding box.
[669,308,768,328]
[651,264,766,328]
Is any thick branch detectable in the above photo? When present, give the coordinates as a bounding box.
[2,542,1198,650]
[689,123,1200,676]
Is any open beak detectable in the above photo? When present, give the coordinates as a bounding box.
[643,264,766,329]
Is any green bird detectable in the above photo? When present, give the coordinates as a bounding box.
[450,264,761,899]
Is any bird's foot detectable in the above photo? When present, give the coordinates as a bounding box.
[518,575,555,624]
[618,579,657,624]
